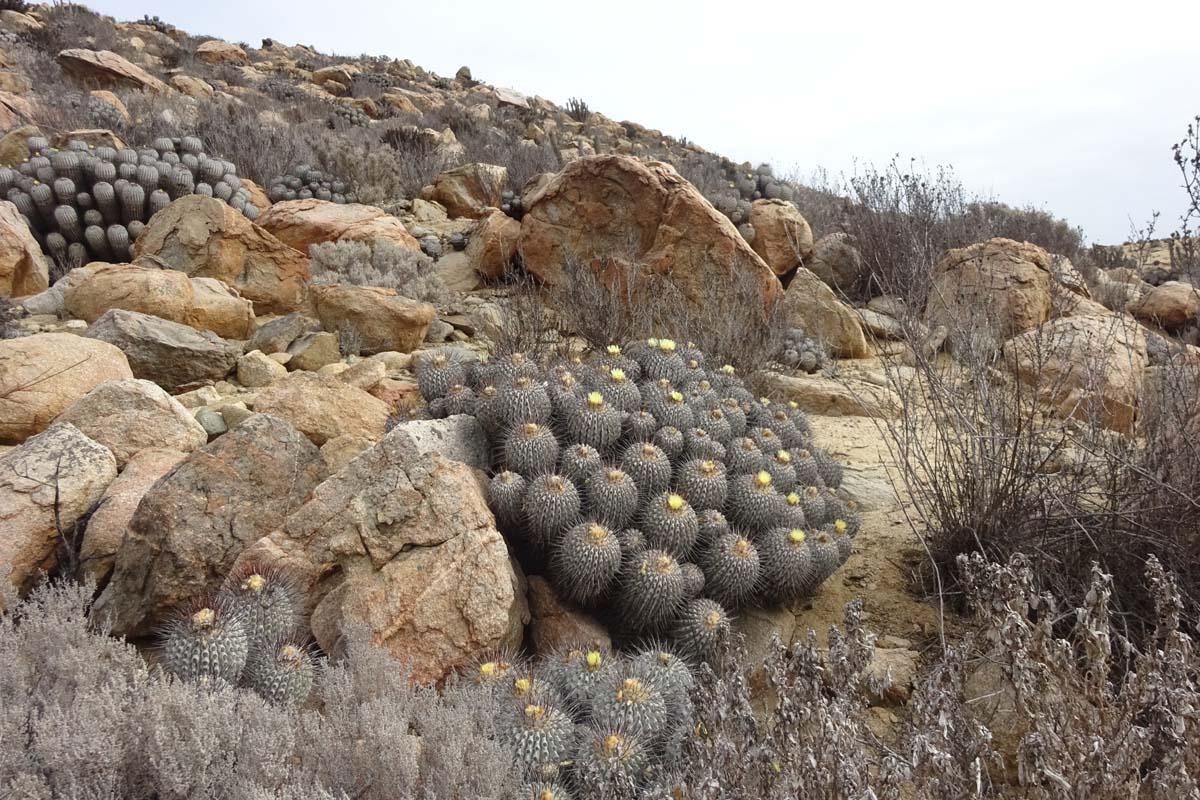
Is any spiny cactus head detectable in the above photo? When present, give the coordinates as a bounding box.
[586,391,604,409]
[699,460,718,477]
[658,339,677,353]
[521,422,541,437]
[668,390,684,404]
[847,499,859,512]
[774,450,791,465]
[606,344,621,356]
[834,518,848,534]
[788,529,807,545]
[805,485,820,498]
[617,677,650,704]
[666,493,685,512]
[797,448,811,458]
[586,522,610,544]
[585,649,604,670]
[512,352,528,365]
[514,374,533,390]
[755,470,773,489]
[733,536,754,558]
[609,368,627,383]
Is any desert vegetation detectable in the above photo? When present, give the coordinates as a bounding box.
[0,3,1196,799]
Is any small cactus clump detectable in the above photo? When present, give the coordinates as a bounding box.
[243,635,318,706]
[777,327,830,374]
[413,335,854,662]
[267,163,358,204]
[498,700,578,782]
[160,595,250,688]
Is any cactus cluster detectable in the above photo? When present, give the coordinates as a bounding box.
[159,562,318,706]
[777,327,829,374]
[501,189,524,220]
[416,338,860,660]
[327,103,371,129]
[2,134,258,270]
[474,642,695,795]
[259,76,302,103]
[267,164,358,204]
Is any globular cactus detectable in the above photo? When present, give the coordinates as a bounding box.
[268,163,356,205]
[674,458,728,512]
[758,528,818,604]
[160,595,250,688]
[52,206,83,243]
[781,491,808,530]
[587,667,671,743]
[701,532,761,609]
[726,470,785,531]
[798,485,827,527]
[671,598,730,664]
[573,725,649,789]
[792,448,821,488]
[598,368,640,413]
[499,700,577,782]
[639,493,699,559]
[584,467,639,529]
[813,447,844,489]
[523,473,582,551]
[220,563,303,650]
[830,520,853,562]
[520,783,573,800]
[489,470,528,530]
[680,562,706,599]
[597,344,640,382]
[651,425,684,462]
[698,407,732,444]
[119,183,144,224]
[646,388,693,432]
[547,645,615,708]
[807,529,843,585]
[564,391,622,453]
[726,436,765,475]
[243,635,317,706]
[622,410,659,442]
[619,549,686,634]
[764,449,797,494]
[553,521,622,606]
[619,441,672,500]
[695,508,730,549]
[682,426,724,462]
[639,338,686,383]
[497,375,552,426]
[502,422,560,478]
[559,443,603,484]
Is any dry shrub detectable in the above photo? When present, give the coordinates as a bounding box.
[306,124,427,205]
[879,306,1200,637]
[309,239,449,306]
[28,4,122,59]
[540,251,785,379]
[0,579,520,800]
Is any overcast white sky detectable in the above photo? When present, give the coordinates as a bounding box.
[92,0,1200,244]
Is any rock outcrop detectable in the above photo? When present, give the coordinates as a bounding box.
[0,200,49,297]
[63,262,255,339]
[235,422,528,683]
[0,423,117,608]
[53,378,207,468]
[84,309,241,392]
[256,199,422,254]
[93,414,322,637]
[0,333,133,444]
[133,195,309,314]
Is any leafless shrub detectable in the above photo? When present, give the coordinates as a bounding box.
[309,240,450,306]
[457,128,561,190]
[306,124,416,205]
[1170,115,1200,280]
[29,4,122,59]
[542,249,784,378]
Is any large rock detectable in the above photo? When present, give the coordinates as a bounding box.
[234,422,528,683]
[255,199,422,255]
[78,448,187,587]
[0,200,49,297]
[519,154,780,310]
[56,49,170,93]
[0,333,133,444]
[0,423,117,609]
[62,262,255,339]
[246,312,320,354]
[527,575,610,655]
[762,371,900,418]
[53,378,207,468]
[807,232,866,292]
[92,414,322,637]
[252,371,390,445]
[1002,313,1146,433]
[1130,280,1200,331]
[925,238,1054,343]
[83,309,240,392]
[387,415,490,471]
[195,39,247,65]
[782,268,870,358]
[425,163,507,219]
[748,199,813,275]
[132,195,309,314]
[465,208,521,280]
[308,283,436,355]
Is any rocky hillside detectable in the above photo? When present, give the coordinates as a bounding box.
[0,4,1198,798]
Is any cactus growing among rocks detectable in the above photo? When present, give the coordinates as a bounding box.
[160,595,250,688]
[267,163,357,204]
[413,335,854,663]
[7,135,257,273]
